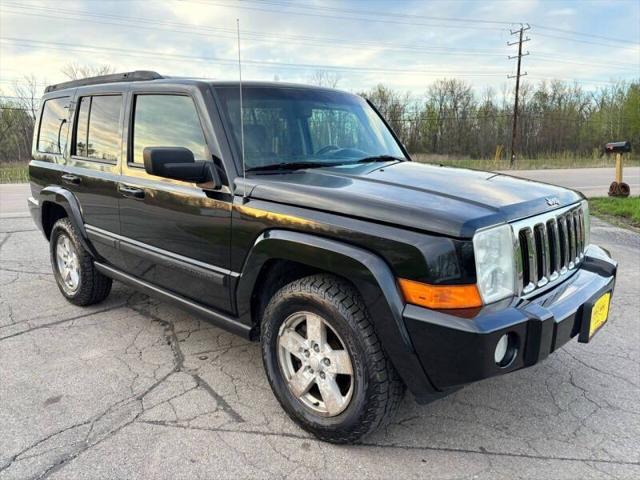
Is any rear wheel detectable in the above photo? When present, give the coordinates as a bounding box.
[261,274,404,443]
[50,218,112,306]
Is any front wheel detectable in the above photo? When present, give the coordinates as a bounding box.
[261,274,404,443]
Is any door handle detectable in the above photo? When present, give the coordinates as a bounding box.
[118,184,145,199]
[61,174,80,185]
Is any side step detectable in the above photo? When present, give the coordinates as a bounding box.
[94,262,252,339]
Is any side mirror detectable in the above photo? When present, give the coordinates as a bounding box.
[143,147,221,189]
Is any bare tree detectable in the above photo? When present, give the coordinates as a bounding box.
[13,75,40,121]
[61,63,115,80]
[308,70,341,88]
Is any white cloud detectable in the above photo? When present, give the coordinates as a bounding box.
[0,0,637,99]
[547,8,577,17]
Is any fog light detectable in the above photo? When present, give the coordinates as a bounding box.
[494,333,517,367]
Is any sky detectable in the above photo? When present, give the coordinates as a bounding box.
[0,0,639,99]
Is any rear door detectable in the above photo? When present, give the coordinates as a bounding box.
[117,86,233,313]
[64,88,126,269]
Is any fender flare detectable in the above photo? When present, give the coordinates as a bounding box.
[236,229,438,396]
[39,186,98,257]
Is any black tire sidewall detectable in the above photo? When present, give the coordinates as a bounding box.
[50,220,84,300]
[262,289,371,436]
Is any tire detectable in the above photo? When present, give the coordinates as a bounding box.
[261,274,404,443]
[50,218,112,306]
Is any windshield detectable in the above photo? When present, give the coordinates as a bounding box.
[214,86,406,171]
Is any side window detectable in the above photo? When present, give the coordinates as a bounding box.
[75,97,90,157]
[132,95,209,164]
[37,97,70,154]
[74,95,122,162]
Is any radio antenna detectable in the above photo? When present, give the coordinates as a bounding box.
[236,18,246,198]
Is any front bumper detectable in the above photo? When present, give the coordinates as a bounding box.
[404,244,617,392]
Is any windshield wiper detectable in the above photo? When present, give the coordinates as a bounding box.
[245,161,338,172]
[354,155,405,164]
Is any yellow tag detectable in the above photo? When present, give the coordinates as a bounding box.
[590,292,611,338]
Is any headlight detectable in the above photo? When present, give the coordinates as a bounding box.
[473,225,516,304]
[581,199,590,247]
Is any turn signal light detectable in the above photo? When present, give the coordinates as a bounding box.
[398,278,482,309]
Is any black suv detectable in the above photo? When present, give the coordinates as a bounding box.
[28,71,617,443]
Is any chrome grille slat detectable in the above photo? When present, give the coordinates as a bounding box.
[547,219,560,281]
[559,215,569,271]
[576,210,584,259]
[511,204,585,298]
[523,227,537,293]
[536,223,550,286]
[571,211,577,261]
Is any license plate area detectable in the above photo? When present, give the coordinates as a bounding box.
[578,291,611,343]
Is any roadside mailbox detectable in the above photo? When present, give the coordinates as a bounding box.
[605,141,631,197]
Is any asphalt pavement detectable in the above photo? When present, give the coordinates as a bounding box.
[1,177,639,479]
[498,167,640,198]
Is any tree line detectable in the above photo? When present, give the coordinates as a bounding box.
[361,78,639,161]
[1,68,638,164]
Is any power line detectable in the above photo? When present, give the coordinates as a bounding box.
[534,32,640,48]
[530,55,639,70]
[195,0,640,45]
[0,37,508,77]
[530,23,638,45]
[0,6,509,58]
[229,0,516,25]
[3,3,637,69]
[185,0,509,32]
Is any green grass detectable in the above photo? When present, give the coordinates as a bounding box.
[0,163,29,183]
[590,197,640,230]
[412,153,640,171]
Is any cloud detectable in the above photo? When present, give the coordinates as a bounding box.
[547,8,577,17]
[0,0,637,99]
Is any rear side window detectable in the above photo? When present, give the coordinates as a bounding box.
[131,95,209,164]
[74,95,122,162]
[37,97,70,154]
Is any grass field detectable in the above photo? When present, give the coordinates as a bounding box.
[589,197,640,230]
[0,163,29,183]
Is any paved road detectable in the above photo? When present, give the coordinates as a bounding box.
[1,185,639,478]
[499,167,640,198]
[0,184,31,218]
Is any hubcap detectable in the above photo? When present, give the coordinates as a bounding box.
[55,234,80,292]
[277,312,354,417]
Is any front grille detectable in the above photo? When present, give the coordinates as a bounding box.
[512,204,586,295]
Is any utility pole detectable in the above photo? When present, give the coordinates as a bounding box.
[508,24,530,167]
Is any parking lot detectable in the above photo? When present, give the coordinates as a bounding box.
[1,195,639,478]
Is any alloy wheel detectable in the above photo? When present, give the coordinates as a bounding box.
[55,234,80,293]
[277,311,354,417]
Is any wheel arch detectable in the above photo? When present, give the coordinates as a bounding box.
[235,229,438,396]
[39,186,97,257]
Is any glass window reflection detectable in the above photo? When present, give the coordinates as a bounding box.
[75,97,90,157]
[87,96,122,162]
[132,95,209,164]
[73,95,122,161]
[38,97,70,154]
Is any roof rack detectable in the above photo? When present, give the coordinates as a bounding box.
[45,71,164,93]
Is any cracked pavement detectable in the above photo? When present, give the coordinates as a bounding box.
[0,212,639,479]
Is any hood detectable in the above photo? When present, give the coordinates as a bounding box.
[241,161,583,238]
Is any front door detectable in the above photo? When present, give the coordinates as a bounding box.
[118,91,233,313]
